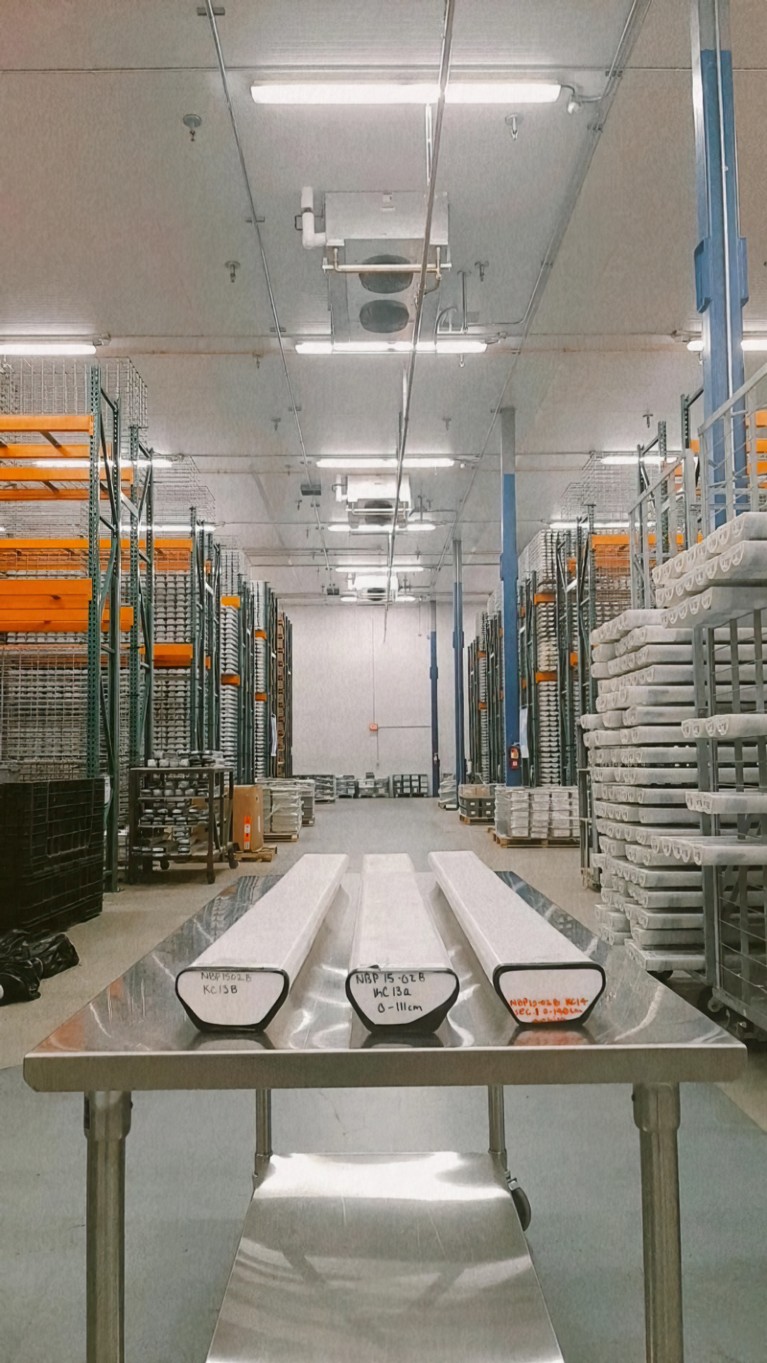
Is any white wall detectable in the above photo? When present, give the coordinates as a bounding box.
[290,600,477,779]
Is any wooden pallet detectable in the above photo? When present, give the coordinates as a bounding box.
[237,843,278,863]
[459,813,494,826]
[269,831,300,843]
[489,829,578,848]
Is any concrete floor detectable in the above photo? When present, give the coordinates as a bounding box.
[2,800,767,1362]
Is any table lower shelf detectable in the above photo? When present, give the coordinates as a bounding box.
[206,1151,563,1363]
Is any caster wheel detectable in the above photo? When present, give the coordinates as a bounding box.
[159,857,170,872]
[508,1179,532,1232]
[228,852,238,870]
[651,970,672,983]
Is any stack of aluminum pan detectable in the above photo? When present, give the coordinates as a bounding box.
[221,685,238,774]
[154,668,190,755]
[221,605,239,675]
[154,572,190,643]
[253,582,270,780]
[294,778,316,826]
[296,774,336,802]
[585,607,704,964]
[263,780,302,838]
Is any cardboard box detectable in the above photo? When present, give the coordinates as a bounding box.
[232,785,265,852]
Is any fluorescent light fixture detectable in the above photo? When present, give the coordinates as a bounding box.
[295,339,486,356]
[316,457,454,470]
[397,594,417,602]
[0,341,97,356]
[687,336,767,354]
[340,594,357,601]
[251,80,560,106]
[29,455,173,469]
[334,564,424,573]
[154,523,215,533]
[601,453,664,466]
[327,522,395,534]
[550,519,628,531]
[407,520,436,532]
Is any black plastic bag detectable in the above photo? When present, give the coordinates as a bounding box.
[0,929,79,1006]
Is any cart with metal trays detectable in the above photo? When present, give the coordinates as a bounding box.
[127,762,235,884]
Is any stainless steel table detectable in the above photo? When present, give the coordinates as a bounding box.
[24,870,746,1363]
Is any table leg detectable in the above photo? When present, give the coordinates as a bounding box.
[487,1084,507,1159]
[632,1083,684,1363]
[84,1091,132,1363]
[254,1088,272,1188]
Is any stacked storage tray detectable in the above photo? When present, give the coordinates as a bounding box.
[296,774,337,803]
[392,774,430,798]
[459,783,495,823]
[494,787,578,843]
[295,779,316,827]
[585,608,704,963]
[0,778,104,932]
[263,781,302,839]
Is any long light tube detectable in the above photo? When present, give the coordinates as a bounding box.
[688,336,767,353]
[295,339,487,356]
[0,341,97,356]
[601,453,665,466]
[334,564,424,573]
[550,519,628,531]
[327,523,392,534]
[27,456,173,469]
[316,457,454,469]
[252,80,561,106]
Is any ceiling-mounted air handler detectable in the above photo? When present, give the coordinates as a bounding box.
[300,189,450,343]
[351,573,399,604]
[345,472,412,530]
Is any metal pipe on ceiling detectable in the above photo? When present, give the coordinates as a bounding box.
[202,0,330,574]
[430,0,654,584]
[385,0,457,612]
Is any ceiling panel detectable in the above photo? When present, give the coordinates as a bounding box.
[7,0,764,604]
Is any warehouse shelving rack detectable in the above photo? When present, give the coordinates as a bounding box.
[189,508,221,756]
[691,367,767,1032]
[0,360,151,890]
[239,577,255,783]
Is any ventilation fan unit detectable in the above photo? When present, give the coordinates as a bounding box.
[315,190,450,344]
[345,473,412,530]
[353,573,399,604]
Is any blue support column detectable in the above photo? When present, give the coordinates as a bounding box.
[500,407,521,786]
[453,535,466,785]
[692,0,748,522]
[429,599,440,796]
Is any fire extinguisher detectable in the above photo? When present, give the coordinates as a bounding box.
[508,744,521,772]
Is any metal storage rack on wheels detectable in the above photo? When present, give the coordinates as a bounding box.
[128,763,235,884]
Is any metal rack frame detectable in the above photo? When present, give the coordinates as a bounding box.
[127,428,154,770]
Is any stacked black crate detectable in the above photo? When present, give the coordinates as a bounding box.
[0,778,104,932]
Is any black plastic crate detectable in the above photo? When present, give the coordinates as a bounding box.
[0,779,104,879]
[0,853,104,932]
